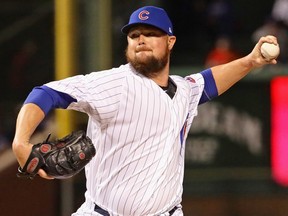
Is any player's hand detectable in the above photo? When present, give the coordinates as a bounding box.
[247,35,279,68]
[13,141,53,180]
[38,169,55,180]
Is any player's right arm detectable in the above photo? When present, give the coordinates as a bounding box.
[12,86,76,179]
[197,35,278,104]
[12,104,44,168]
[211,35,278,95]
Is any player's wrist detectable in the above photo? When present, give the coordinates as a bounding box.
[12,139,33,167]
[236,55,256,72]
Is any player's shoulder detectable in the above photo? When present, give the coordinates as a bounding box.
[171,73,205,98]
[88,64,130,76]
[184,73,204,86]
[170,73,204,86]
[84,64,131,83]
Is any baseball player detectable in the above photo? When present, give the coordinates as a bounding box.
[12,6,279,216]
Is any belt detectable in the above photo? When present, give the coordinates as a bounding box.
[94,204,178,216]
[168,206,178,215]
[94,204,109,216]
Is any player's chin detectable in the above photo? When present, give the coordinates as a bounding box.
[38,169,55,180]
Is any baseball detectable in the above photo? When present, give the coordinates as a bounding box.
[260,42,280,60]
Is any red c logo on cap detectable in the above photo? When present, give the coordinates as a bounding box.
[138,10,150,20]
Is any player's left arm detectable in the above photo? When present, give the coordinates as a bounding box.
[211,35,278,96]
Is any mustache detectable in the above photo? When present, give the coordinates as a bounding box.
[135,46,152,52]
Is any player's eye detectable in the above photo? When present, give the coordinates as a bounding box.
[128,32,140,39]
[145,32,156,37]
[144,31,165,37]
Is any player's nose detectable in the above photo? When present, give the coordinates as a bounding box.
[138,34,146,45]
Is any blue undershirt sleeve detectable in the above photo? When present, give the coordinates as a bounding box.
[199,68,218,104]
[24,85,77,115]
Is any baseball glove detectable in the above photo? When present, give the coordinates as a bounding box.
[17,130,96,180]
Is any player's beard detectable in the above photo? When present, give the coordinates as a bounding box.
[125,47,170,78]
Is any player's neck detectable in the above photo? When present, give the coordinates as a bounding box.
[151,65,170,87]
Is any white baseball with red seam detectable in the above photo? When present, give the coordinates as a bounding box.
[260,42,280,60]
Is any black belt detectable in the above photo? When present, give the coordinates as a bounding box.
[168,206,178,215]
[94,204,178,215]
[94,204,110,216]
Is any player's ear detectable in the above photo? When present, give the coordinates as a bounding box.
[168,36,176,50]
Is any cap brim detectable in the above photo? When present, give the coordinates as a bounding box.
[121,23,168,35]
[121,23,139,34]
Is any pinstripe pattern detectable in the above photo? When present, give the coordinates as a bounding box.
[46,64,204,216]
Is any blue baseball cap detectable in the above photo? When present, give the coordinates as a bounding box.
[121,6,174,36]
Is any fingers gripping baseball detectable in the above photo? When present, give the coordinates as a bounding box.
[251,35,279,67]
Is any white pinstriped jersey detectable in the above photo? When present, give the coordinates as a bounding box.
[45,63,205,216]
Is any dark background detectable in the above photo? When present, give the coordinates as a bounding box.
[1,0,288,216]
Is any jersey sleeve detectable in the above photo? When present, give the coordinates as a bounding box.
[44,66,128,124]
[181,73,204,119]
[24,85,77,115]
[185,73,205,102]
[199,68,218,104]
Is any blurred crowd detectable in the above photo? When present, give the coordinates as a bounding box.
[0,0,287,153]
